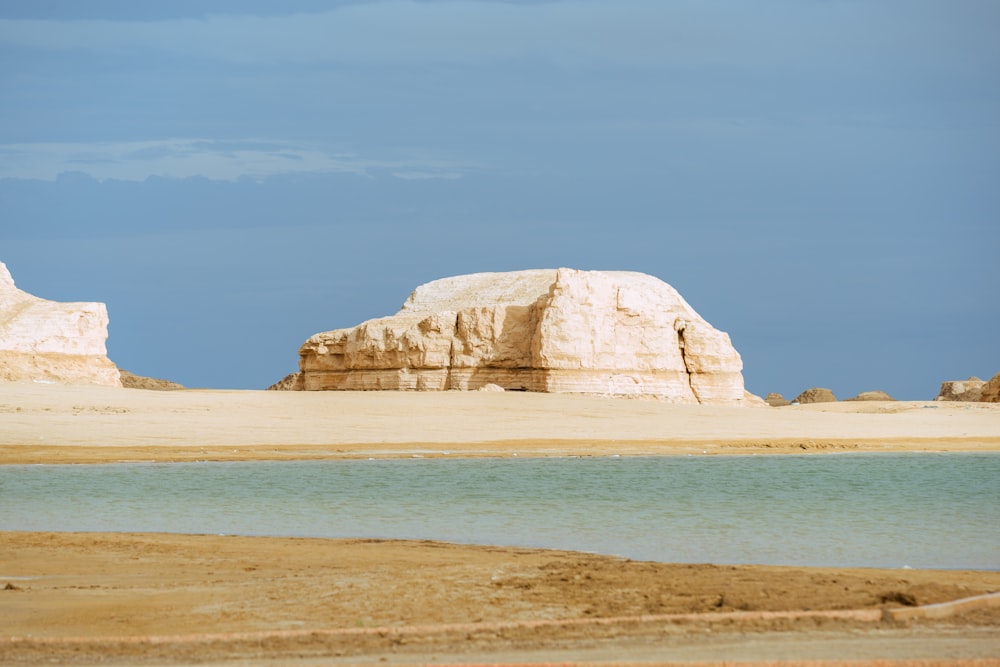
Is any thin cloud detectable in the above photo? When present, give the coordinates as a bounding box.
[391,170,463,181]
[0,139,469,182]
[1,0,994,74]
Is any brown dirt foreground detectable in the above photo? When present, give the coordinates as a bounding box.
[1,532,998,666]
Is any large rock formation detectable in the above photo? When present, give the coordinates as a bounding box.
[934,377,984,402]
[0,261,120,386]
[295,269,747,404]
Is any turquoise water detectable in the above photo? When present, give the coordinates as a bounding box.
[1,454,997,569]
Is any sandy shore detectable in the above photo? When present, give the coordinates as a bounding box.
[1,381,998,463]
[2,382,999,664]
[2,532,999,665]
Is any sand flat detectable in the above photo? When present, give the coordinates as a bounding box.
[1,381,998,463]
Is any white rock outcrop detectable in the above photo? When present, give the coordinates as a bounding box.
[0,261,120,385]
[296,268,747,404]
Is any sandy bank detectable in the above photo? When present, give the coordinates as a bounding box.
[1,381,998,463]
[2,531,999,665]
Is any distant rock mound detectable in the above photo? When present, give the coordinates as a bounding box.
[934,377,984,402]
[267,372,303,391]
[765,392,791,407]
[978,373,1000,403]
[0,261,120,386]
[792,387,837,404]
[844,390,895,402]
[294,268,748,404]
[119,370,185,391]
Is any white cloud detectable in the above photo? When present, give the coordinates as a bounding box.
[0,139,468,182]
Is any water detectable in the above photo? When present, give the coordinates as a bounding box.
[2,453,997,569]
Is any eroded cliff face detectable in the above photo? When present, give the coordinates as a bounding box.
[298,268,746,404]
[0,262,121,386]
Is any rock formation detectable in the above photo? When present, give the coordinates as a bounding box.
[977,373,1000,403]
[792,387,837,404]
[294,269,747,404]
[267,372,303,391]
[0,261,120,386]
[765,392,791,407]
[119,370,185,391]
[844,390,895,402]
[934,377,984,402]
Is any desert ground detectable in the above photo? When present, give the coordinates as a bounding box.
[1,381,999,665]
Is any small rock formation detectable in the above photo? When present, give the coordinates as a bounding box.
[267,372,303,391]
[294,269,747,404]
[934,377,984,402]
[477,383,506,393]
[0,261,120,386]
[792,387,837,404]
[765,392,791,407]
[978,373,1000,403]
[119,370,185,391]
[844,390,895,402]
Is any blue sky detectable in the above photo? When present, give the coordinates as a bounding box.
[1,0,998,398]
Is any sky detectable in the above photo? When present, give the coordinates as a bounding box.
[1,0,998,399]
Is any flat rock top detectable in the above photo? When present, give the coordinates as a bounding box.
[402,269,557,312]
[401,268,671,313]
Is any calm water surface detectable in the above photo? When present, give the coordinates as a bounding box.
[2,454,997,569]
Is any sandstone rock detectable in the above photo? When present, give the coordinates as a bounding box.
[765,392,791,407]
[119,370,185,391]
[844,390,895,402]
[934,377,984,402]
[267,372,304,391]
[297,269,747,404]
[0,262,120,386]
[792,388,837,404]
[979,373,1000,403]
[742,390,769,408]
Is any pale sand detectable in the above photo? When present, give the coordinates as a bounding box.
[1,381,998,463]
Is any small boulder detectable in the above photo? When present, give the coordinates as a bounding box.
[765,392,791,407]
[476,383,506,392]
[844,390,895,402]
[792,388,837,404]
[935,377,984,402]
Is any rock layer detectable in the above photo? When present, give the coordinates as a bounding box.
[297,269,746,404]
[0,262,120,386]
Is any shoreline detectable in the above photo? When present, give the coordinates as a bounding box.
[2,436,999,465]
